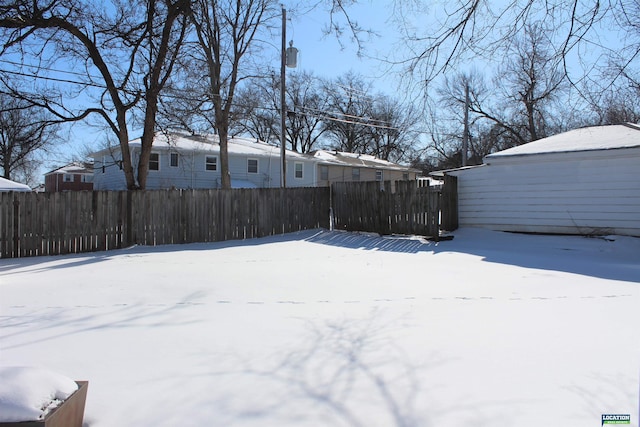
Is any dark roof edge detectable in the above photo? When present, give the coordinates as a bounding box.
[429,164,485,177]
[485,143,640,160]
[622,122,640,131]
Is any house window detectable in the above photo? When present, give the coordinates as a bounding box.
[247,158,258,174]
[294,162,303,179]
[170,152,179,167]
[403,173,409,180]
[375,170,383,181]
[149,152,160,171]
[63,174,73,182]
[205,155,217,171]
[352,168,360,181]
[81,175,93,183]
[320,165,328,181]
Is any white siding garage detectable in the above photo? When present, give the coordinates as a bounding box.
[445,124,640,237]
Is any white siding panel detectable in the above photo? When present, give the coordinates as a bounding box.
[286,159,316,187]
[454,148,640,236]
[93,156,127,190]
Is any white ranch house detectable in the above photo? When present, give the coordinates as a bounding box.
[92,131,419,190]
[93,132,317,190]
[438,123,640,237]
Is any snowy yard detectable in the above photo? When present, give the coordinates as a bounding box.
[1,228,638,427]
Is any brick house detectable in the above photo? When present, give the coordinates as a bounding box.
[44,162,94,192]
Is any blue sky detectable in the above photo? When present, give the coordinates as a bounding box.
[287,2,396,82]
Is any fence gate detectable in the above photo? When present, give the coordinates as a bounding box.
[331,180,443,238]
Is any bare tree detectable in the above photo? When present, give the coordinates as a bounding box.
[437,70,512,159]
[0,0,190,190]
[233,70,419,161]
[585,79,640,125]
[232,81,279,143]
[366,95,421,162]
[607,0,640,90]
[0,94,57,183]
[315,72,423,161]
[434,23,570,166]
[283,72,331,153]
[186,0,279,189]
[496,23,568,142]
[137,0,190,189]
[232,71,331,153]
[393,0,633,90]
[585,1,640,126]
[321,72,375,153]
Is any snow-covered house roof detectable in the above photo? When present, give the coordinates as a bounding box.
[93,131,419,170]
[311,150,419,172]
[45,161,94,176]
[99,131,309,160]
[0,177,31,192]
[485,123,640,160]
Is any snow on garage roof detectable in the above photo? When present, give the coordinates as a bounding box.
[486,123,640,159]
[0,177,31,192]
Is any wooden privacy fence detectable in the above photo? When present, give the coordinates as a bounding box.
[1,187,330,258]
[331,180,446,237]
[1,179,457,258]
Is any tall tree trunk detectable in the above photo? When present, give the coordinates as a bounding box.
[217,118,231,189]
[525,91,538,142]
[115,112,136,190]
[138,91,158,190]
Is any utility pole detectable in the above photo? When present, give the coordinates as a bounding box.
[462,82,469,167]
[279,6,297,188]
[280,6,287,188]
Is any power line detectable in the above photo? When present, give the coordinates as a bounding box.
[0,58,101,80]
[0,67,403,131]
[334,82,375,101]
[0,68,107,90]
[298,106,399,130]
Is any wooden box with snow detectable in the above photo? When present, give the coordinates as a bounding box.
[0,367,88,427]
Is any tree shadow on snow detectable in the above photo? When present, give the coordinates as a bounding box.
[202,310,438,427]
[0,290,205,351]
[176,310,536,427]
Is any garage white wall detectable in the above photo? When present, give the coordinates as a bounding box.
[449,148,640,236]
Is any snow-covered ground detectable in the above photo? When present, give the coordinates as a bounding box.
[1,228,638,427]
